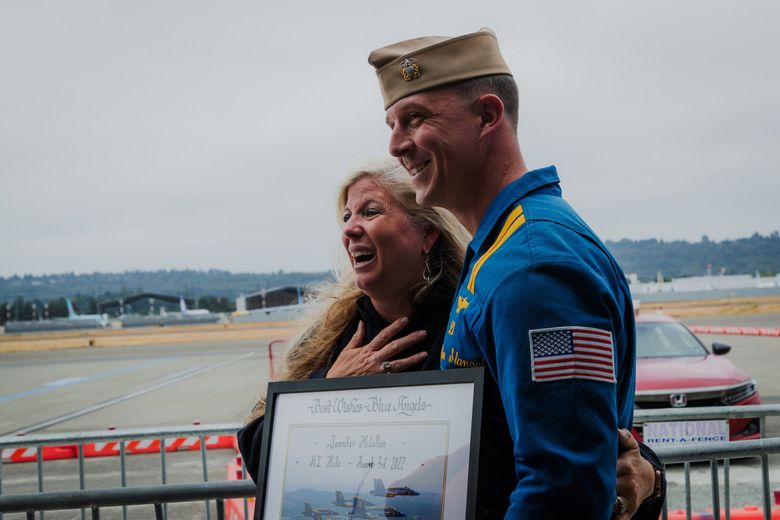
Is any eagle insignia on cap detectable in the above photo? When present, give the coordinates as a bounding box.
[400,58,421,81]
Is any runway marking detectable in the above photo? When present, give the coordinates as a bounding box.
[4,351,257,435]
[0,357,177,403]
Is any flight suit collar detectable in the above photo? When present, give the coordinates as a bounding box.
[469,165,561,255]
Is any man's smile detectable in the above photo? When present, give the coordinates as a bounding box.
[408,160,430,177]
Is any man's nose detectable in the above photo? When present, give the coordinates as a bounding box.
[389,126,412,157]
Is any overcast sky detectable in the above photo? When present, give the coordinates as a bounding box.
[2,1,778,277]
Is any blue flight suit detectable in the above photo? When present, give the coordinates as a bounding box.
[441,166,636,519]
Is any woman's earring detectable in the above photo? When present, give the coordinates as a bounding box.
[423,252,432,284]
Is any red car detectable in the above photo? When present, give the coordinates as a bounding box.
[632,313,762,441]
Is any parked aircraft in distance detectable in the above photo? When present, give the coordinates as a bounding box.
[179,297,210,316]
[370,479,419,497]
[66,299,107,324]
[302,502,342,518]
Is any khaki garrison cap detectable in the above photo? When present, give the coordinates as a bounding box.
[368,28,512,109]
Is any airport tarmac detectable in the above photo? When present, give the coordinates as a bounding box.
[0,338,277,435]
[0,314,779,517]
[0,334,276,519]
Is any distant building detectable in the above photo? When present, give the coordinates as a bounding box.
[630,273,780,302]
[233,286,310,324]
[237,286,305,312]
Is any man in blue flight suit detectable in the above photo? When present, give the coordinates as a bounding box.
[368,29,661,518]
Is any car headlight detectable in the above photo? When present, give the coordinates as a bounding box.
[721,380,757,405]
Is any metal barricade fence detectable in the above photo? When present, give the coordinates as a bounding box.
[0,481,256,520]
[0,423,246,520]
[635,404,780,520]
[6,440,777,520]
[1,405,780,519]
[654,438,780,520]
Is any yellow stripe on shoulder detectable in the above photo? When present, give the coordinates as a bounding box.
[466,204,525,293]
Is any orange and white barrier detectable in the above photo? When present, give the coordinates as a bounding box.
[689,325,780,337]
[0,445,77,463]
[666,505,780,519]
[224,454,255,520]
[1,435,235,463]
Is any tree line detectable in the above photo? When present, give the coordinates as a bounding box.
[605,231,780,280]
[2,232,778,325]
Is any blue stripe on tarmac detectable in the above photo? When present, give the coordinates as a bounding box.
[0,357,177,403]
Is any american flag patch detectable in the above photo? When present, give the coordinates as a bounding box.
[529,326,616,383]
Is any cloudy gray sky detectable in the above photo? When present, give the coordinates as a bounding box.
[2,1,778,277]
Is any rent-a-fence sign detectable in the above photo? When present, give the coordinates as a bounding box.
[644,420,729,446]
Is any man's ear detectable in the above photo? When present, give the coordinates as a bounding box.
[476,93,504,139]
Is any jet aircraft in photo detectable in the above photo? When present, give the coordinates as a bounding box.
[351,500,406,518]
[333,491,374,508]
[302,502,342,518]
[369,479,419,498]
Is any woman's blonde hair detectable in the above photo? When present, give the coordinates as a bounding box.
[246,158,469,422]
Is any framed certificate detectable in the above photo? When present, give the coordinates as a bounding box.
[255,368,484,520]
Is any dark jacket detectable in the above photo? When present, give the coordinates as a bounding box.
[236,281,452,482]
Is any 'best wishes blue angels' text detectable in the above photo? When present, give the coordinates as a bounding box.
[307,395,432,417]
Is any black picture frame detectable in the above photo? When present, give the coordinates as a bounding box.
[255,368,484,520]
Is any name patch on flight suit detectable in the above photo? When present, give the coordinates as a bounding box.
[445,347,484,368]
